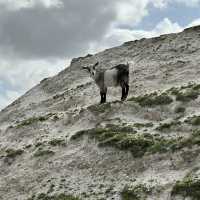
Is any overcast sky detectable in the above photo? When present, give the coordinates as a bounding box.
[0,0,200,110]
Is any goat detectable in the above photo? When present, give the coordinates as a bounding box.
[83,62,129,104]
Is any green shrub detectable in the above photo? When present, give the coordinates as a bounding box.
[48,139,65,146]
[121,184,152,200]
[171,176,200,199]
[5,148,24,158]
[34,149,55,157]
[129,92,173,107]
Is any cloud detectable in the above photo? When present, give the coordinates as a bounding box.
[89,18,183,53]
[187,18,200,27]
[0,0,118,59]
[0,58,67,110]
[0,0,179,59]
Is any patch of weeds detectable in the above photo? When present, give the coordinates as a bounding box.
[48,139,66,146]
[128,92,173,107]
[156,121,181,131]
[35,193,81,200]
[185,115,200,126]
[88,103,111,114]
[148,138,178,154]
[71,126,179,157]
[35,142,43,148]
[16,113,53,128]
[171,175,200,199]
[33,149,55,157]
[176,89,199,102]
[5,148,24,159]
[174,106,186,113]
[133,122,154,129]
[178,130,200,148]
[121,184,152,200]
[105,124,135,133]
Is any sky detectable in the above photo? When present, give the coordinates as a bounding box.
[0,0,200,110]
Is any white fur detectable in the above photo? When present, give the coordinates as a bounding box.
[104,68,118,87]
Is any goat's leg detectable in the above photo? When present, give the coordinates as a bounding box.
[121,87,126,101]
[124,83,129,99]
[100,88,107,104]
[100,91,104,104]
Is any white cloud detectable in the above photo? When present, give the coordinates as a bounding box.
[0,0,63,10]
[0,58,68,110]
[89,18,183,53]
[187,18,200,27]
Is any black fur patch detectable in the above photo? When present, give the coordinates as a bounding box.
[112,64,129,86]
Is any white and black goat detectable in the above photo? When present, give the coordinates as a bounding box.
[83,62,129,104]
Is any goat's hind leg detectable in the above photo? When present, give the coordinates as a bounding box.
[121,86,126,101]
[100,88,107,104]
[124,83,129,99]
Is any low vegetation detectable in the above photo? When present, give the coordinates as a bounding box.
[33,149,55,157]
[48,139,66,146]
[88,102,111,114]
[121,184,152,200]
[155,121,181,131]
[71,125,180,157]
[28,193,81,200]
[168,82,200,102]
[171,175,200,199]
[5,148,24,158]
[185,115,200,126]
[16,113,54,128]
[128,92,173,107]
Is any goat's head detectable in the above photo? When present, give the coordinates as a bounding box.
[82,62,99,78]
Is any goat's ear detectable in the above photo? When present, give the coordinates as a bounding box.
[93,62,99,69]
[82,66,90,72]
[94,62,99,67]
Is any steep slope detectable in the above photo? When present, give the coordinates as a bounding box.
[1,26,200,200]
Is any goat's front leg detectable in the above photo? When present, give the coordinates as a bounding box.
[124,83,129,99]
[100,88,107,104]
[121,87,126,101]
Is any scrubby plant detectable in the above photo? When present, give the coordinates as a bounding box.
[174,106,186,113]
[121,184,152,200]
[171,175,200,199]
[16,113,54,128]
[175,89,199,102]
[33,149,55,157]
[30,193,81,200]
[133,123,153,129]
[155,121,181,131]
[5,148,24,158]
[128,92,173,107]
[71,126,179,157]
[88,103,111,114]
[48,139,66,146]
[185,115,200,126]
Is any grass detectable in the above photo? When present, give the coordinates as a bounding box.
[185,115,200,126]
[28,193,81,200]
[5,148,24,158]
[176,90,199,102]
[128,92,173,107]
[121,184,152,200]
[133,123,153,129]
[16,113,54,128]
[171,175,200,199]
[33,149,55,157]
[174,106,186,113]
[48,139,66,146]
[155,121,181,131]
[71,125,180,157]
[88,103,111,113]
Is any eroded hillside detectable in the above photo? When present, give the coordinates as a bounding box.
[1,26,200,200]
